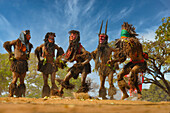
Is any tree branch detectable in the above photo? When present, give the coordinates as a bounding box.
[152,82,169,95]
[146,68,161,80]
[163,70,170,74]
[143,81,153,84]
[161,78,170,94]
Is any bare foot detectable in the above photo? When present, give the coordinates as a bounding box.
[121,94,129,100]
[137,94,142,99]
[102,96,108,100]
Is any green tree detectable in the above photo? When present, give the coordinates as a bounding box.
[0,53,12,96]
[25,53,43,98]
[142,17,170,96]
[142,80,170,102]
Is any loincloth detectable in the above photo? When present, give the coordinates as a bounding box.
[123,60,147,73]
[10,60,28,74]
[68,63,91,79]
[38,60,58,74]
[99,64,115,76]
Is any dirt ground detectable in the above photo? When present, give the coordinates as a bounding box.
[0,97,170,113]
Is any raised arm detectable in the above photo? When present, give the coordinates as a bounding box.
[35,44,43,62]
[3,39,18,56]
[55,44,64,58]
[112,48,127,64]
[91,48,97,60]
[111,47,119,53]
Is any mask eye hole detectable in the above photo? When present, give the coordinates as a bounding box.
[49,35,54,39]
[99,35,106,39]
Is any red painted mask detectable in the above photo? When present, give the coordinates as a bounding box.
[99,35,106,43]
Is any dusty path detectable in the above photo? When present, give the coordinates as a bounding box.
[0,97,170,113]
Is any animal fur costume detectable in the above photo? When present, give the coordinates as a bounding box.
[91,20,118,99]
[112,22,148,100]
[35,32,65,74]
[57,30,91,95]
[35,32,65,97]
[3,30,33,97]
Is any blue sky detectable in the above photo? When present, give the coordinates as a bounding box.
[0,0,170,53]
[0,0,170,96]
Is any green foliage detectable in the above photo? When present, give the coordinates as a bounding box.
[155,17,170,42]
[142,17,170,96]
[0,53,12,96]
[156,17,170,64]
[142,80,170,102]
[25,54,43,98]
[142,17,170,69]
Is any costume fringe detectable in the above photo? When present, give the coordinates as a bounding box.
[10,60,28,74]
[3,41,12,53]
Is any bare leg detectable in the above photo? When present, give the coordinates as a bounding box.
[42,74,50,97]
[99,75,107,99]
[19,73,26,84]
[11,72,19,84]
[51,72,58,88]
[117,68,130,100]
[58,71,74,96]
[108,72,113,87]
[129,65,142,99]
[108,72,116,99]
[64,71,73,81]
[43,74,49,86]
[50,72,58,96]
[81,71,87,86]
[77,71,89,93]
[9,72,19,97]
[18,73,26,97]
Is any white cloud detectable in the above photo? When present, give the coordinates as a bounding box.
[159,0,170,10]
[120,8,128,14]
[0,39,4,46]
[165,73,170,81]
[52,0,112,51]
[0,14,17,41]
[82,0,95,15]
[139,26,158,41]
[119,7,133,18]
[142,83,151,89]
[155,9,170,19]
[138,20,144,27]
[111,6,134,23]
[0,14,10,27]
[64,0,80,28]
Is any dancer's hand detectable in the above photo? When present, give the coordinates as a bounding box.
[107,60,112,64]
[9,53,15,61]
